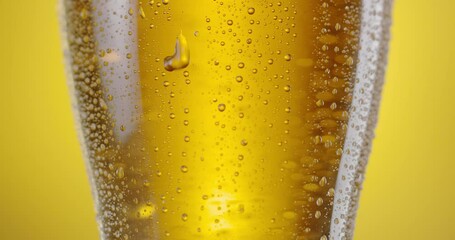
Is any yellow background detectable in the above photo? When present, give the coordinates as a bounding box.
[0,0,454,239]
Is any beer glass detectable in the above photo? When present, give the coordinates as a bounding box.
[60,0,392,239]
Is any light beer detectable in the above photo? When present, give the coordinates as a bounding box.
[61,0,392,239]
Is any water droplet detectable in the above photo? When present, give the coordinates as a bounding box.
[180,165,188,173]
[284,54,292,61]
[99,98,108,110]
[227,20,233,25]
[218,104,226,112]
[236,76,243,83]
[139,6,146,18]
[181,213,188,221]
[238,203,244,212]
[304,183,320,192]
[80,9,88,19]
[164,32,190,71]
[184,136,190,142]
[319,177,327,187]
[116,167,125,179]
[162,0,169,5]
[335,23,342,31]
[336,148,343,156]
[248,8,255,15]
[283,211,297,219]
[284,85,291,92]
[241,139,248,146]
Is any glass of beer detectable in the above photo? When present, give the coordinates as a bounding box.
[60,0,392,239]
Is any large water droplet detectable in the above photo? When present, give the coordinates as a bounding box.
[164,32,190,71]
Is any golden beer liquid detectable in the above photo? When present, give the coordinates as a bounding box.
[62,0,367,239]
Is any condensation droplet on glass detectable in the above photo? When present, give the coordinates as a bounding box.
[218,104,226,112]
[164,32,190,71]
